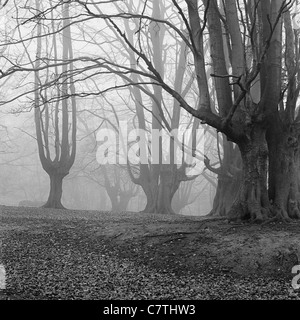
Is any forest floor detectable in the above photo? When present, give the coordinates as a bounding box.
[0,205,299,300]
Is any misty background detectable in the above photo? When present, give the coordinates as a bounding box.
[0,109,216,214]
[0,0,225,216]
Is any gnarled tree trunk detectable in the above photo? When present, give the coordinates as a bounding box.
[227,125,271,222]
[268,122,300,220]
[140,166,177,215]
[207,140,242,217]
[139,164,196,215]
[210,174,241,217]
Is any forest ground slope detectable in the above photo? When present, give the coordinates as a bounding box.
[0,205,299,299]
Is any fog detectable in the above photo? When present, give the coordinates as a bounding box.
[0,0,218,216]
[0,107,215,215]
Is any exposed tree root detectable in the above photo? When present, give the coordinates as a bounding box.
[227,188,272,223]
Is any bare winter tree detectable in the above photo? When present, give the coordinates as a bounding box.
[34,1,77,208]
[73,0,300,221]
[111,1,201,214]
[1,0,299,222]
[72,107,139,212]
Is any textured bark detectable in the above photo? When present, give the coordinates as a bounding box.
[209,175,241,217]
[140,182,159,213]
[208,140,242,217]
[43,171,66,209]
[268,124,300,220]
[140,178,176,215]
[157,168,178,214]
[140,165,184,215]
[227,126,271,222]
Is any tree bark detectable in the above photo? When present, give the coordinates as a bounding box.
[209,175,241,217]
[227,125,271,222]
[208,140,242,217]
[34,1,76,210]
[141,186,175,215]
[140,184,158,213]
[268,122,300,220]
[43,171,66,209]
[140,165,183,215]
[156,169,177,214]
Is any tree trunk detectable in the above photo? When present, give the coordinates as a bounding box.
[227,126,271,222]
[140,181,158,213]
[141,187,175,214]
[207,140,242,217]
[209,175,241,217]
[157,181,176,215]
[268,125,300,220]
[140,166,178,215]
[43,172,66,209]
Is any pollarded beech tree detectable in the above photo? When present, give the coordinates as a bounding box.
[101,165,138,212]
[265,3,300,220]
[190,0,300,221]
[34,1,77,208]
[95,0,202,214]
[73,108,139,212]
[204,128,242,217]
[74,0,300,221]
[185,0,299,221]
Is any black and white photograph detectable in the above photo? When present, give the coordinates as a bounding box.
[0,0,300,311]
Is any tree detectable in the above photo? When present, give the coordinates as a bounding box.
[73,0,299,221]
[1,0,299,221]
[110,1,201,214]
[73,106,139,212]
[101,165,138,212]
[34,1,77,208]
[266,4,300,220]
[204,133,242,217]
